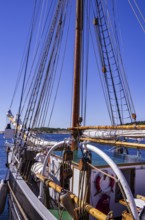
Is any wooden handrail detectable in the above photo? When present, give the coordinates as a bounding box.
[36,173,113,220]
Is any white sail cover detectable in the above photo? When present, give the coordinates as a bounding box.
[82,129,145,139]
[29,135,57,147]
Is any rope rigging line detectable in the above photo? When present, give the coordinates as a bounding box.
[110,0,136,117]
[40,64,57,127]
[85,0,114,125]
[128,0,145,34]
[48,0,72,127]
[9,0,39,110]
[23,0,65,130]
[20,0,52,112]
[21,0,70,130]
[21,22,51,116]
[32,24,63,128]
[92,2,115,124]
[37,33,63,128]
[41,25,64,126]
[40,46,61,127]
[14,0,37,139]
[92,0,135,125]
[133,0,145,23]
[81,25,84,122]
[30,4,58,127]
[82,0,90,126]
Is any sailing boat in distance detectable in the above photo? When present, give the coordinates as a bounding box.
[3,0,145,219]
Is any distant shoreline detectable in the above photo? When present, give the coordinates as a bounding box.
[1,129,71,135]
[36,130,71,135]
[32,127,71,135]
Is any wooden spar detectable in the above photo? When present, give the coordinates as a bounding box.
[72,0,83,150]
[69,124,145,130]
[80,137,145,150]
[36,173,110,220]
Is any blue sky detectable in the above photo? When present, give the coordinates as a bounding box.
[116,0,145,123]
[0,0,145,130]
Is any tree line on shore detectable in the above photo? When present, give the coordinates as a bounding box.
[32,127,70,134]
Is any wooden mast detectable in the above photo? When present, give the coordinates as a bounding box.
[72,0,83,150]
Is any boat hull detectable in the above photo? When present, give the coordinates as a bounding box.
[8,166,56,220]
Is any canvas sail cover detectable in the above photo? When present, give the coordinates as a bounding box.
[82,129,145,140]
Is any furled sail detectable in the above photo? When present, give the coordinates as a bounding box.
[82,129,145,139]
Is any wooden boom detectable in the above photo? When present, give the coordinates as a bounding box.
[69,125,145,130]
[80,137,145,149]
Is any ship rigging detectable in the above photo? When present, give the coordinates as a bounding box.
[3,0,145,220]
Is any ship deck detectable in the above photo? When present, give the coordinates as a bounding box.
[54,144,145,167]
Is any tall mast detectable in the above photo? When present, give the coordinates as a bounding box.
[72,0,83,149]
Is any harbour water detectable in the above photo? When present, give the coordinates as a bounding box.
[0,134,8,220]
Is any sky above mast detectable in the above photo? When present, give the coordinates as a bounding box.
[0,0,145,130]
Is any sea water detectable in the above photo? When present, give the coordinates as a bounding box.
[0,134,9,220]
